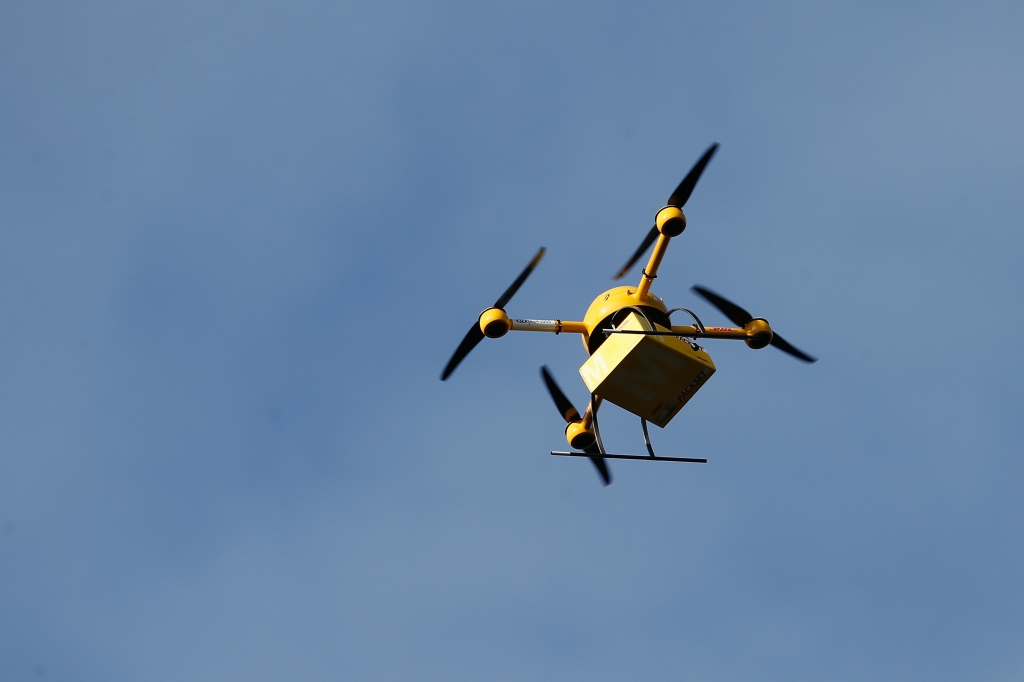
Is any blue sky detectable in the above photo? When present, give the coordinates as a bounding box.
[2,2,1023,680]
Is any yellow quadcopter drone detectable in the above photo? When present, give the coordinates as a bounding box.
[441,144,815,485]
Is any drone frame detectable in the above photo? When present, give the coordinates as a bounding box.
[441,143,815,483]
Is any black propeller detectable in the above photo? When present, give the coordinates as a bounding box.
[540,366,611,486]
[613,226,659,280]
[691,285,817,363]
[614,143,719,280]
[667,143,719,209]
[441,248,545,381]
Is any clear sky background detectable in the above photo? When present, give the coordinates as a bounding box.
[2,2,1023,680]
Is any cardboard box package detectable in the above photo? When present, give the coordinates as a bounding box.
[579,312,716,427]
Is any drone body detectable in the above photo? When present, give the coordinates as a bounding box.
[442,144,815,485]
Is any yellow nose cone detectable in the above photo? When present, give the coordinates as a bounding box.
[743,318,773,349]
[479,308,511,338]
[656,206,686,236]
[565,421,596,450]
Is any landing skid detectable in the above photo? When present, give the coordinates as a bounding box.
[551,451,706,463]
[586,390,704,463]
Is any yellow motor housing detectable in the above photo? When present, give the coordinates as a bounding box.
[743,318,773,349]
[565,421,596,450]
[579,312,716,427]
[656,206,686,236]
[479,308,511,338]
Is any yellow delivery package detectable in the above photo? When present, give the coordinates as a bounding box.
[579,312,716,427]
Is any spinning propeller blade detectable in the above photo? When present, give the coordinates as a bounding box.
[440,323,485,382]
[494,247,545,310]
[540,366,611,485]
[440,248,545,381]
[667,143,719,209]
[691,285,752,328]
[613,143,719,279]
[691,285,817,363]
[767,333,817,364]
[581,443,611,485]
[613,226,659,280]
[541,365,581,423]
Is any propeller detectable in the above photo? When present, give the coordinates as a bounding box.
[440,248,545,381]
[613,226,659,280]
[541,366,611,486]
[614,143,719,279]
[691,285,817,363]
